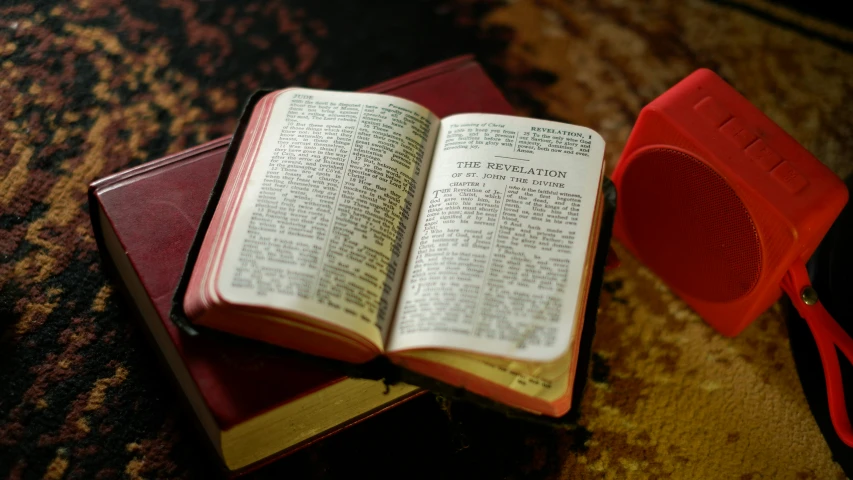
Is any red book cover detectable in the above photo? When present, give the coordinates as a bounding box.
[88,56,516,473]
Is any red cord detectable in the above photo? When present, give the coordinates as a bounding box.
[781,262,853,447]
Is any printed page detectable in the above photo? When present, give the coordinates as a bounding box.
[216,89,439,348]
[387,113,605,362]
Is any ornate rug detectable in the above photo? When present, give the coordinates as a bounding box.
[1,0,851,478]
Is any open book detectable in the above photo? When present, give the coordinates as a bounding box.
[179,88,607,417]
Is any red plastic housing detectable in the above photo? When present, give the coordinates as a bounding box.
[611,69,848,336]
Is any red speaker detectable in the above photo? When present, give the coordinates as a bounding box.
[611,69,853,444]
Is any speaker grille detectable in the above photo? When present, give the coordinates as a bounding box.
[621,148,762,302]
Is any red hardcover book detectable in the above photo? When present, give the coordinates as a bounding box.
[88,56,516,474]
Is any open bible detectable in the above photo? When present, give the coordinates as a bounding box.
[177,88,609,417]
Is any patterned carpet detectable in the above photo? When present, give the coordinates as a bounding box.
[2,0,852,478]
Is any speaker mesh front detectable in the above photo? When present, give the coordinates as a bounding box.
[621,148,762,302]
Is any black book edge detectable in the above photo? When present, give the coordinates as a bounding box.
[169,90,275,335]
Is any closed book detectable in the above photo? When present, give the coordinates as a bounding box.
[88,56,515,474]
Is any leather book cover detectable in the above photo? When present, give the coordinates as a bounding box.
[88,55,516,472]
